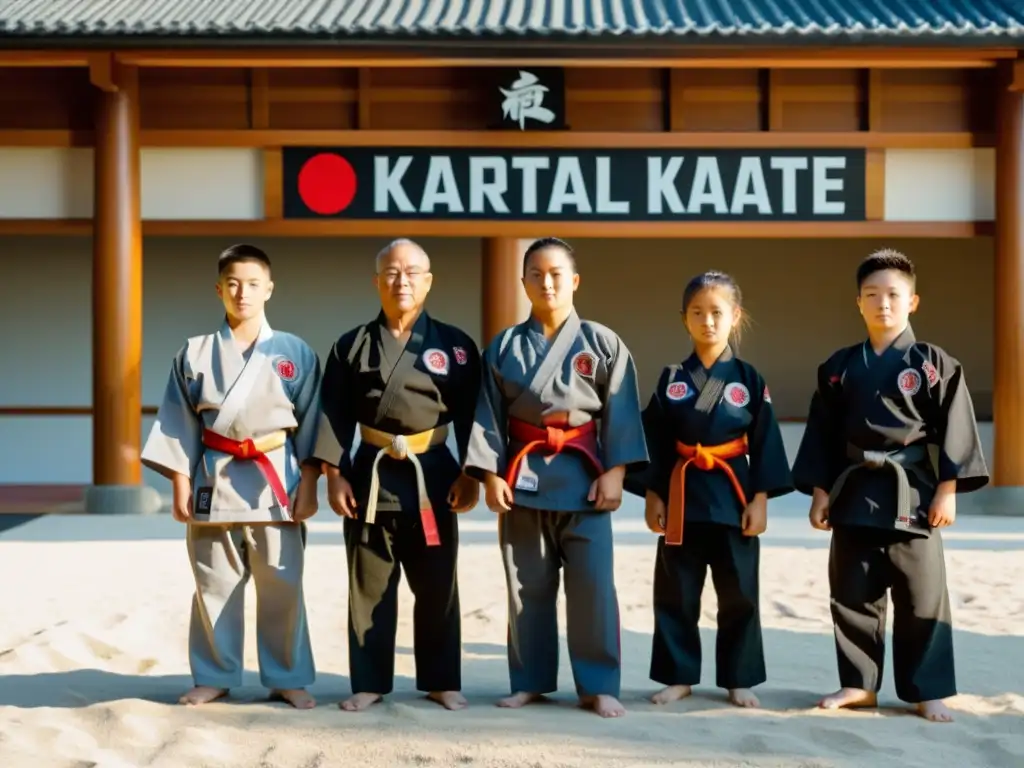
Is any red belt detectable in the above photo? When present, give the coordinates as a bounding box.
[505,418,605,488]
[201,429,290,510]
[665,437,748,546]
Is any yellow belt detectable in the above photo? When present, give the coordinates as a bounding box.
[358,424,449,546]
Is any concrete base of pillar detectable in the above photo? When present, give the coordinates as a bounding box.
[958,487,1024,516]
[84,484,164,515]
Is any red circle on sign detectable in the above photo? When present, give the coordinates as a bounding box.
[297,153,357,215]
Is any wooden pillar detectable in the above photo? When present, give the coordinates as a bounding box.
[91,62,143,495]
[481,238,530,345]
[993,66,1024,486]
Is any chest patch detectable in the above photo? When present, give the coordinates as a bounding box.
[572,351,596,378]
[723,382,751,408]
[921,360,938,388]
[665,381,691,401]
[897,368,922,396]
[273,356,298,382]
[453,346,468,365]
[423,348,450,375]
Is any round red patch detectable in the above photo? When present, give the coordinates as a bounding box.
[898,368,921,395]
[297,152,358,215]
[724,382,750,407]
[573,352,595,377]
[423,348,450,375]
[666,381,689,401]
[275,357,297,382]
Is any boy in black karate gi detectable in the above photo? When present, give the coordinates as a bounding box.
[793,249,989,723]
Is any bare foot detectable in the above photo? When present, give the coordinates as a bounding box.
[340,692,383,711]
[728,688,760,708]
[271,688,316,709]
[580,694,626,718]
[651,685,692,705]
[427,691,468,710]
[916,699,954,722]
[818,688,878,710]
[496,691,544,708]
[178,686,228,705]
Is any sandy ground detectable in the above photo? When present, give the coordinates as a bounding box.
[1,496,1022,768]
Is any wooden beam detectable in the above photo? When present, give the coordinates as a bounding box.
[357,68,372,129]
[92,63,142,488]
[1012,61,1024,92]
[0,50,92,67]
[864,149,886,220]
[0,218,993,238]
[866,70,884,130]
[111,48,1014,69]
[88,54,118,93]
[994,67,1024,485]
[0,128,997,149]
[482,238,530,346]
[249,68,270,129]
[262,148,283,219]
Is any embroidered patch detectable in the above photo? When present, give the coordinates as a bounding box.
[665,381,690,401]
[921,360,939,388]
[763,385,772,403]
[195,487,213,514]
[273,357,297,382]
[897,368,922,396]
[423,348,450,375]
[723,382,751,408]
[453,346,468,365]
[572,351,596,378]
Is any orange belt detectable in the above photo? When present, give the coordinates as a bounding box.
[665,436,749,546]
[201,429,291,511]
[505,418,605,488]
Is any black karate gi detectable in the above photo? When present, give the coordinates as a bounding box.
[630,346,793,690]
[316,311,481,695]
[792,326,988,703]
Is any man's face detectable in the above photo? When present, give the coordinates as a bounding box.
[375,244,433,315]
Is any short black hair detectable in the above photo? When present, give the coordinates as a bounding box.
[218,243,271,276]
[523,237,577,275]
[856,248,915,290]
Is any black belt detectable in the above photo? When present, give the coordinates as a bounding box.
[829,443,929,527]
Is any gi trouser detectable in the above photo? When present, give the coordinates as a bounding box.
[829,525,956,703]
[650,522,765,690]
[500,507,621,698]
[186,522,314,690]
[344,507,461,694]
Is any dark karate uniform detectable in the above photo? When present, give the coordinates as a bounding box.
[628,346,793,690]
[315,310,481,695]
[792,326,989,703]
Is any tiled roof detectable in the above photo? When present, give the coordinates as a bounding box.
[0,0,1021,40]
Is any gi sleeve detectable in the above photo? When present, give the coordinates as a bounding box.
[312,334,357,474]
[746,374,794,499]
[930,350,990,493]
[791,361,845,496]
[141,345,202,481]
[463,342,509,481]
[624,367,676,503]
[290,345,324,465]
[599,333,649,474]
[453,339,483,466]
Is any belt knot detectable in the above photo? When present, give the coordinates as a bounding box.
[692,443,716,471]
[544,426,567,452]
[388,434,409,460]
[238,438,255,458]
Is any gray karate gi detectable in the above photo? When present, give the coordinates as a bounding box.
[465,310,648,698]
[142,319,321,691]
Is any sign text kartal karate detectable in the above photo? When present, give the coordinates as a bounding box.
[283,147,867,222]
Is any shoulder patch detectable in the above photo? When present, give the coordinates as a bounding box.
[897,368,922,396]
[423,348,450,375]
[453,346,468,365]
[921,360,939,388]
[724,382,751,408]
[572,351,596,378]
[273,356,298,382]
[665,381,691,401]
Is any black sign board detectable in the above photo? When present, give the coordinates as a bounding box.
[282,147,866,222]
[488,67,567,131]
